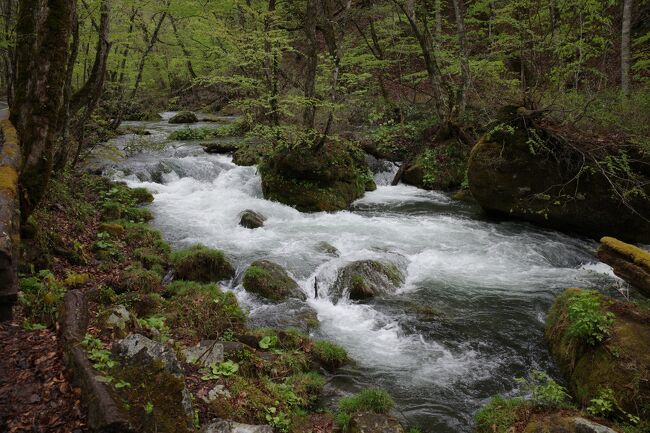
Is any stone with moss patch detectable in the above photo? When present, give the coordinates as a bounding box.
[168,111,198,124]
[242,260,305,301]
[172,244,235,282]
[331,260,404,302]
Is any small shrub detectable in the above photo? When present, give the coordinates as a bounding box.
[19,270,66,327]
[336,388,394,429]
[313,340,348,371]
[172,244,234,282]
[566,290,615,345]
[587,388,617,418]
[515,370,571,408]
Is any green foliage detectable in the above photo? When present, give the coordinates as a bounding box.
[515,371,571,408]
[336,388,394,429]
[566,290,615,345]
[81,334,116,371]
[259,335,279,350]
[138,315,171,342]
[18,270,66,327]
[201,360,240,380]
[587,388,617,418]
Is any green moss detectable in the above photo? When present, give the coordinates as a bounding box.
[601,236,650,270]
[242,261,304,301]
[0,165,18,195]
[135,247,169,270]
[171,244,235,282]
[116,265,162,293]
[312,340,348,371]
[99,222,125,237]
[164,281,246,339]
[474,396,530,433]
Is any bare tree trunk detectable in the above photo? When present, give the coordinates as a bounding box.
[11,0,76,221]
[131,5,168,99]
[302,0,318,129]
[621,0,632,95]
[451,0,470,118]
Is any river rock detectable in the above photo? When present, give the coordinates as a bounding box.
[242,260,306,301]
[112,333,183,375]
[102,305,133,336]
[259,140,376,212]
[239,210,265,229]
[247,299,319,333]
[467,106,650,243]
[183,340,224,367]
[317,241,339,257]
[596,236,650,298]
[168,111,198,124]
[573,417,618,433]
[545,289,650,419]
[203,142,239,154]
[202,420,273,433]
[349,412,404,433]
[331,260,404,302]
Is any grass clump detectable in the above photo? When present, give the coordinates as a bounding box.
[163,281,246,339]
[116,265,162,293]
[335,388,394,429]
[474,396,529,433]
[312,340,348,371]
[172,244,235,282]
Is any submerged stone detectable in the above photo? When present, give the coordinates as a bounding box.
[239,210,265,229]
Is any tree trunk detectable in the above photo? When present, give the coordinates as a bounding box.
[621,0,632,95]
[131,6,168,99]
[11,0,76,221]
[451,0,470,118]
[302,0,318,129]
[169,15,197,80]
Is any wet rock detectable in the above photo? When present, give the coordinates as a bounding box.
[573,417,617,433]
[239,210,265,229]
[317,241,339,257]
[168,111,198,124]
[202,420,273,433]
[112,334,183,375]
[349,412,404,433]
[467,106,650,243]
[203,142,239,154]
[259,140,376,212]
[247,299,319,333]
[331,260,404,302]
[242,260,306,301]
[183,340,224,367]
[597,236,650,298]
[545,289,650,419]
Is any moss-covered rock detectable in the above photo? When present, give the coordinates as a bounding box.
[202,141,240,154]
[331,260,404,302]
[171,244,235,282]
[545,288,650,419]
[242,260,305,301]
[232,142,269,166]
[467,106,650,243]
[597,237,650,298]
[168,111,198,124]
[401,139,468,191]
[259,141,376,212]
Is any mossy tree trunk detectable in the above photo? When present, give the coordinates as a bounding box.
[11,0,76,221]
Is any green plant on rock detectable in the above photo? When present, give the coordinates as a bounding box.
[515,370,571,408]
[81,334,116,371]
[201,360,240,380]
[587,388,617,417]
[566,290,615,345]
[474,396,528,433]
[313,340,348,371]
[259,335,279,350]
[335,388,394,429]
[18,270,66,327]
[138,315,170,342]
[265,406,291,433]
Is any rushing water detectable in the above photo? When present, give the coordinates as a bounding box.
[101,113,623,433]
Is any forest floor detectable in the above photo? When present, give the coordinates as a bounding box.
[0,309,87,433]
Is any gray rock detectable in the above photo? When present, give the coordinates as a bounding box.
[104,305,131,332]
[183,340,224,367]
[202,420,273,433]
[201,384,231,403]
[240,210,266,229]
[112,333,183,376]
[574,417,618,433]
[349,412,404,433]
[331,260,404,302]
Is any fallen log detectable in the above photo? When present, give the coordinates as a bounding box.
[597,236,650,298]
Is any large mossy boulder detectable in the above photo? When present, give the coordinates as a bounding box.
[242,260,305,301]
[172,244,235,282]
[401,139,469,191]
[467,106,650,243]
[259,141,376,212]
[545,288,650,419]
[331,260,404,303]
[168,111,198,124]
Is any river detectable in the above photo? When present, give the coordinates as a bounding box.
[100,113,620,433]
